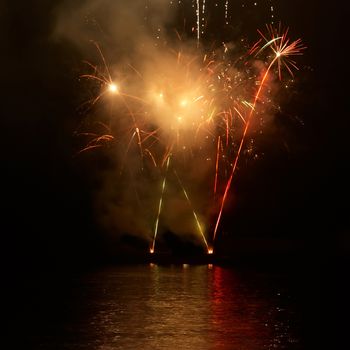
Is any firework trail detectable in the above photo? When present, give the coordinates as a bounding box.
[196,0,200,42]
[225,0,229,25]
[214,136,221,195]
[150,156,171,254]
[174,170,209,251]
[213,24,305,242]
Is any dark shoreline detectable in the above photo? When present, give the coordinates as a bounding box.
[100,250,318,271]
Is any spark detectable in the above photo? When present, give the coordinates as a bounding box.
[257,24,306,80]
[108,83,118,93]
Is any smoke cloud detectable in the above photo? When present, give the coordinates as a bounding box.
[53,1,288,252]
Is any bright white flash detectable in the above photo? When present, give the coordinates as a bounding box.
[108,83,118,93]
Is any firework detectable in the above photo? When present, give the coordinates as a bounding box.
[78,11,304,255]
[213,24,305,241]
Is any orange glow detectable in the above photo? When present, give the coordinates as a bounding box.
[108,83,118,93]
[180,99,188,107]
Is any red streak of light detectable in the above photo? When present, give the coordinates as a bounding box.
[225,111,230,147]
[214,136,221,195]
[213,58,277,242]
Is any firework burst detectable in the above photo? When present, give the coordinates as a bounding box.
[77,19,305,255]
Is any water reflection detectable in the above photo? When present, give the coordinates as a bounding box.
[34,265,301,349]
[211,267,269,349]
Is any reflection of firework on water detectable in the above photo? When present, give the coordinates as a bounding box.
[77,21,304,254]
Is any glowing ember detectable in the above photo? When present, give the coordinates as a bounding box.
[108,83,118,93]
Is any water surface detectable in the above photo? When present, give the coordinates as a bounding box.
[30,264,303,349]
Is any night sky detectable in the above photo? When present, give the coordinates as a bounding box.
[2,1,349,348]
[2,0,347,266]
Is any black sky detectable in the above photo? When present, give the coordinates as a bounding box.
[1,1,348,269]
